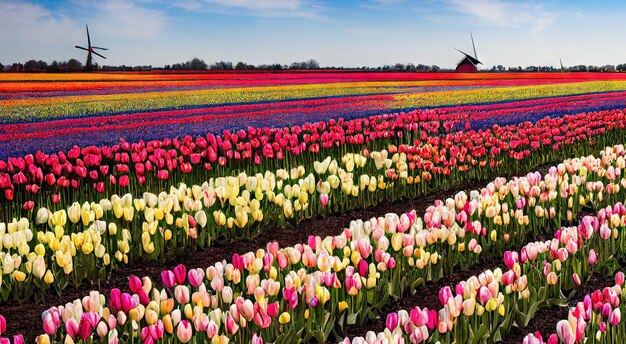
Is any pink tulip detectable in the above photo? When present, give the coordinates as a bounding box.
[225,315,239,335]
[386,312,399,331]
[128,275,142,293]
[252,333,263,344]
[502,270,516,286]
[42,312,58,335]
[438,287,453,306]
[188,268,204,287]
[427,309,437,330]
[610,308,621,326]
[556,320,575,344]
[253,304,271,328]
[320,193,329,207]
[13,335,24,344]
[0,315,5,335]
[547,334,558,344]
[503,251,518,269]
[572,273,581,286]
[161,270,176,288]
[175,285,190,304]
[176,320,192,343]
[266,302,279,318]
[588,249,598,265]
[173,264,187,285]
[78,313,93,340]
[616,272,625,286]
[109,289,122,313]
[478,286,492,305]
[66,318,79,338]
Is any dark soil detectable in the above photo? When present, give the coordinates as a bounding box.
[340,255,503,341]
[1,163,555,342]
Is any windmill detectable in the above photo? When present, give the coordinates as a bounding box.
[454,33,482,73]
[559,57,565,71]
[75,25,107,72]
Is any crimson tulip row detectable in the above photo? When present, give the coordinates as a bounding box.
[7,87,626,163]
[342,199,626,344]
[29,145,626,342]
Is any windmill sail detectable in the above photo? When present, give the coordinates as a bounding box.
[470,32,477,60]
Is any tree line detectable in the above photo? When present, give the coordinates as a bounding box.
[2,57,626,72]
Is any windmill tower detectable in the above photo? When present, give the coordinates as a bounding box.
[454,33,482,73]
[75,25,108,72]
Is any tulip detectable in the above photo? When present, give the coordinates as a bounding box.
[320,193,329,207]
[0,315,5,335]
[588,249,598,266]
[386,312,399,331]
[161,270,176,288]
[556,320,575,344]
[177,320,192,343]
[610,308,621,326]
[573,273,581,286]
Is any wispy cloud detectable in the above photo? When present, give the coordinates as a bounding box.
[170,0,326,19]
[444,0,557,32]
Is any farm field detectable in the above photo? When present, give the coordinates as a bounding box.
[2,71,626,344]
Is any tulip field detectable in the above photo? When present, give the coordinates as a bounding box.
[2,72,626,344]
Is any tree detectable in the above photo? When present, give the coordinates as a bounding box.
[67,59,83,71]
[190,58,208,70]
[0,63,4,72]
[24,60,39,71]
[210,61,233,70]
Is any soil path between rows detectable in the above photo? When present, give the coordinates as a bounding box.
[2,166,553,342]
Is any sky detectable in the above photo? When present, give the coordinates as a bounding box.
[0,0,625,69]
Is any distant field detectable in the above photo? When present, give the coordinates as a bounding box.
[2,71,626,157]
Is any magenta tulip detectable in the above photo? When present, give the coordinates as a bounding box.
[128,275,142,294]
[173,264,187,285]
[386,312,399,331]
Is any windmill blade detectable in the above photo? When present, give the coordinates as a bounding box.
[91,50,107,59]
[560,57,564,70]
[75,45,90,52]
[453,47,471,56]
[86,24,91,48]
[470,32,478,60]
[91,46,108,50]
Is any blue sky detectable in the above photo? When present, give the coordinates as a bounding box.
[1,0,625,68]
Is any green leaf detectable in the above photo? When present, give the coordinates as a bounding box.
[347,312,358,325]
[471,323,490,344]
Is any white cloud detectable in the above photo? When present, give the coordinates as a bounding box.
[170,0,325,19]
[445,0,557,32]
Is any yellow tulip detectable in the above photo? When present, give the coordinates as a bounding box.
[44,270,54,284]
[339,301,348,313]
[279,312,291,324]
[213,211,226,226]
[13,270,26,282]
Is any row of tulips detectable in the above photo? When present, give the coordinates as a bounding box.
[342,198,626,344]
[8,87,626,162]
[2,73,599,94]
[1,136,624,302]
[28,145,626,342]
[5,79,626,124]
[2,103,626,213]
[523,273,625,344]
